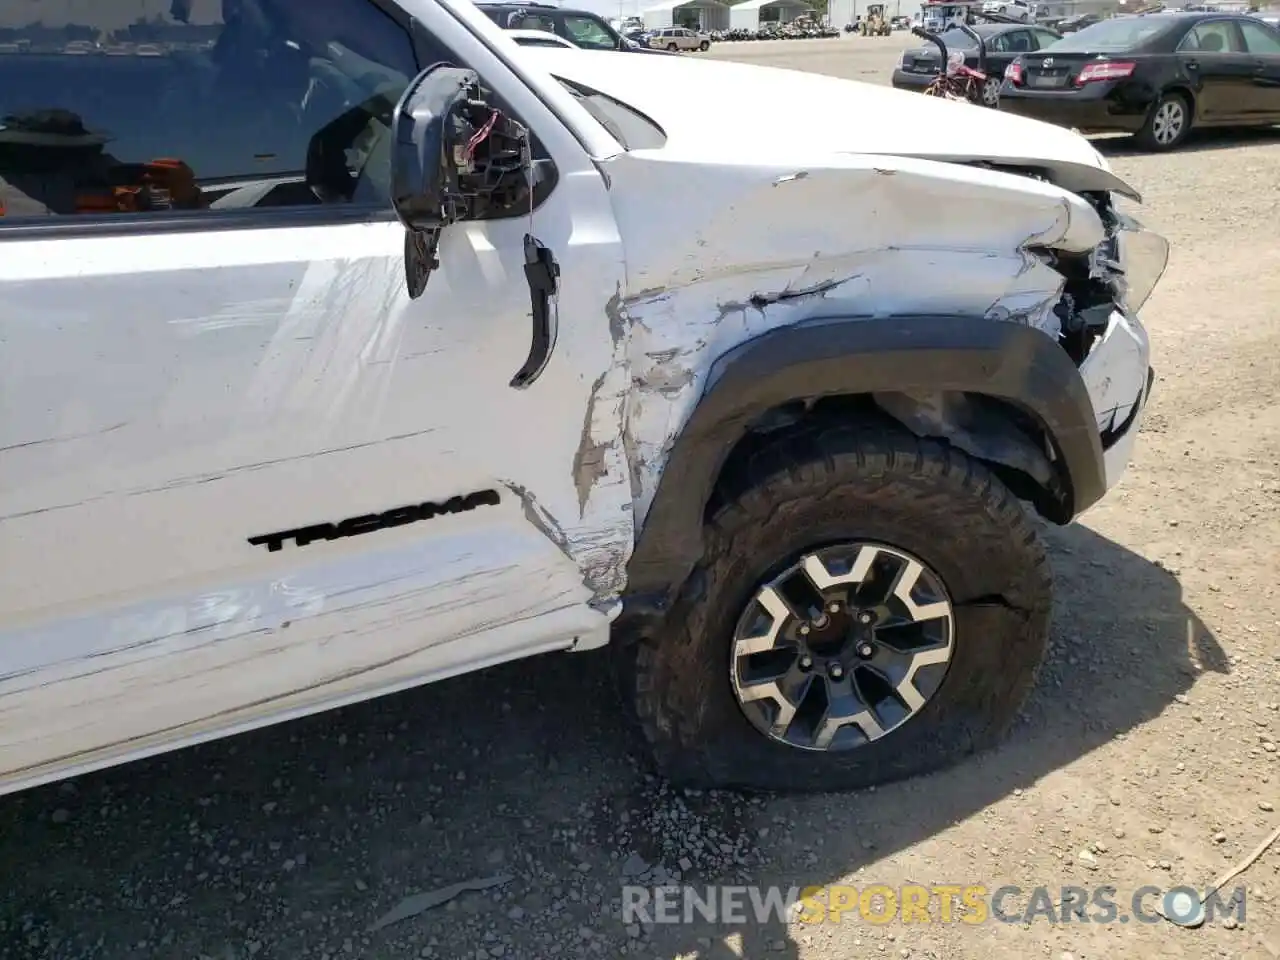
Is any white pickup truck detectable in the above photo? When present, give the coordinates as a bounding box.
[0,0,1166,796]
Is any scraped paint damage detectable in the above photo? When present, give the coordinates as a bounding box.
[570,164,1109,530]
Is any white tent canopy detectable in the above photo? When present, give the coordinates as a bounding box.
[642,0,731,30]
[729,0,813,30]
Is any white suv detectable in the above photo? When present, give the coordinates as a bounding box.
[648,26,712,51]
[982,0,1034,21]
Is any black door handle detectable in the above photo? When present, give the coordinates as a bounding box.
[510,234,560,390]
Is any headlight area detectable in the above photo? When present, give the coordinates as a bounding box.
[1029,191,1168,367]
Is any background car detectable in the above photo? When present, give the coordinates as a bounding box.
[1056,11,1104,33]
[507,28,580,48]
[891,22,1063,107]
[980,0,1034,23]
[999,11,1280,151]
[476,2,654,52]
[648,26,712,51]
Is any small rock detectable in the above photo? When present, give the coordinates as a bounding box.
[1223,916,1239,930]
[1260,801,1275,812]
[621,853,648,878]
[507,906,525,921]
[1213,832,1227,844]
[50,809,70,825]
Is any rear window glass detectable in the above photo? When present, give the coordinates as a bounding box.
[1042,17,1174,51]
[938,27,981,48]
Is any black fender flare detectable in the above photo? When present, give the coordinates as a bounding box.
[623,314,1104,619]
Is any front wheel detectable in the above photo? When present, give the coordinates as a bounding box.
[1136,91,1191,151]
[667,42,678,50]
[625,421,1053,793]
[699,40,710,50]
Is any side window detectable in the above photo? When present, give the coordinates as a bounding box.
[1241,20,1280,54]
[1179,21,1244,53]
[1032,29,1060,49]
[511,13,556,31]
[562,15,619,51]
[0,0,419,222]
[986,33,1012,53]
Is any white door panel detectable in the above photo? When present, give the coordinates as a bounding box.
[0,164,630,791]
[0,501,605,791]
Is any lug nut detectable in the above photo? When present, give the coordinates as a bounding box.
[857,643,874,658]
[829,664,844,679]
[827,602,841,614]
[799,624,811,636]
[799,655,813,670]
[857,611,874,625]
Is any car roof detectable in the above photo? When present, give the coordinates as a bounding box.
[1117,10,1248,21]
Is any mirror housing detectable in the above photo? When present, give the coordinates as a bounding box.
[390,64,477,233]
[389,64,532,298]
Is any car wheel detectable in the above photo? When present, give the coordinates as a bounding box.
[624,420,1053,793]
[667,42,678,50]
[699,40,710,50]
[1137,91,1191,151]
[981,76,1001,107]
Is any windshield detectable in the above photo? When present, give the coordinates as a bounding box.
[554,77,666,151]
[1043,17,1174,51]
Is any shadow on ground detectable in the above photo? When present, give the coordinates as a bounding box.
[0,522,1224,960]
[1093,125,1280,158]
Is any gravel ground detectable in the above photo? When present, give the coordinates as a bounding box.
[4,34,1280,960]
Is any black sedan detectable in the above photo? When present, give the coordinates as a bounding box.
[999,12,1280,151]
[891,23,1064,107]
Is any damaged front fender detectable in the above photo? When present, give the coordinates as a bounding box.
[623,315,1106,614]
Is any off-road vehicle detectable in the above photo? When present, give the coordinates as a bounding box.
[0,0,1165,796]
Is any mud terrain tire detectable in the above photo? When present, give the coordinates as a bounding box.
[626,421,1053,792]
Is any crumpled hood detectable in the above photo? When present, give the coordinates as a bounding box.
[521,49,1140,200]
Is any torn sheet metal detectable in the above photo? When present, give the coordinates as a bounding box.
[602,157,1105,526]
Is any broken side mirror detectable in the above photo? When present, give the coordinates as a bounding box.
[390,64,532,299]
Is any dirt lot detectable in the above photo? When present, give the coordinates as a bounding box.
[4,33,1280,960]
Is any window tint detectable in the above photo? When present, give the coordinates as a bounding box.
[938,27,980,48]
[1032,29,1061,49]
[562,15,618,51]
[1179,20,1244,53]
[1240,20,1280,54]
[0,0,419,222]
[509,12,556,31]
[983,32,1007,53]
[1046,17,1174,52]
